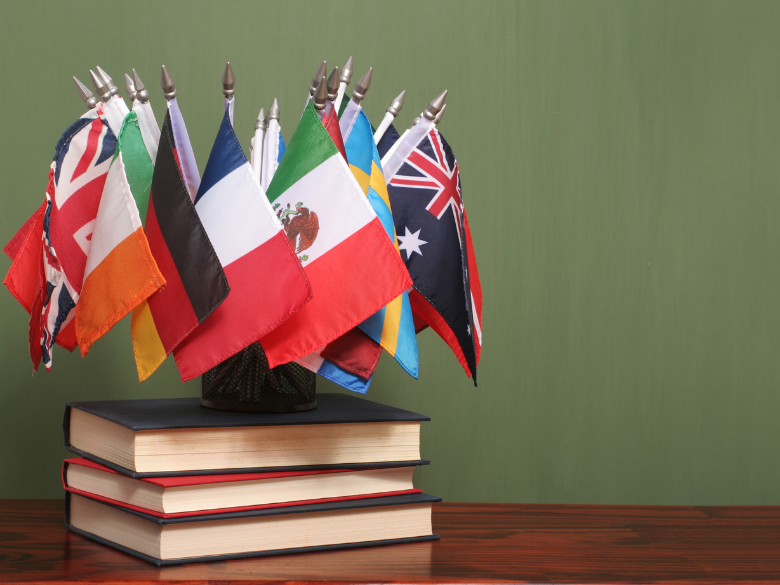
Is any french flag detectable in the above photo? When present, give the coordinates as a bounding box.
[173,101,312,381]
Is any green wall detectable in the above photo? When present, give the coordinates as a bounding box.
[2,0,780,504]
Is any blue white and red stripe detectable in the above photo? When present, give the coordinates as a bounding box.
[172,100,312,381]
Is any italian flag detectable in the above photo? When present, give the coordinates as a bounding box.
[259,103,413,368]
[75,113,164,354]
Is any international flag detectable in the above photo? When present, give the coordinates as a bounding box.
[29,110,117,370]
[260,116,285,192]
[296,327,381,394]
[131,98,229,382]
[292,103,384,393]
[338,98,360,140]
[321,103,347,161]
[75,111,165,355]
[4,199,79,354]
[172,100,312,381]
[258,102,412,369]
[376,122,401,160]
[384,117,483,384]
[343,108,419,379]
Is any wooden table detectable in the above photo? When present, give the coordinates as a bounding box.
[1,500,779,583]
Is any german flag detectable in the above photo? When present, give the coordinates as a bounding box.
[130,100,229,381]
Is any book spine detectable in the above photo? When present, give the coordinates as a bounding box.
[62,405,73,448]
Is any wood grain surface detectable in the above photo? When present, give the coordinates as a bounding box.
[1,500,779,583]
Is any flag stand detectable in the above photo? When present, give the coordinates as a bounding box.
[200,343,317,413]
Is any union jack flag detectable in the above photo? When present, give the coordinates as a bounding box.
[386,122,483,384]
[31,112,116,370]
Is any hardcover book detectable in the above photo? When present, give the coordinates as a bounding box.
[62,458,421,517]
[66,491,441,566]
[63,393,430,477]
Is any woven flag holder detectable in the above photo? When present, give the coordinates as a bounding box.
[201,343,317,413]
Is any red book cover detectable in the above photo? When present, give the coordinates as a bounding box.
[62,458,420,519]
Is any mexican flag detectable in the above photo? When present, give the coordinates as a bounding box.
[259,102,412,368]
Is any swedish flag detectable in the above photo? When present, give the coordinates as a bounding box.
[344,109,419,379]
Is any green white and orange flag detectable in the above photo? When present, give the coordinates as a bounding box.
[74,112,165,355]
[258,102,412,368]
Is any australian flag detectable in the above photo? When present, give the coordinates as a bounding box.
[385,121,483,384]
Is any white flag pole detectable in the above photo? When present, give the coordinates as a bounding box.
[382,90,447,178]
[260,99,281,191]
[333,56,353,114]
[373,90,406,144]
[129,70,161,163]
[250,108,266,181]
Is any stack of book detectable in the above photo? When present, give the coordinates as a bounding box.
[61,393,440,566]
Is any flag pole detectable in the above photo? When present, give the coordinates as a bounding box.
[90,68,125,135]
[433,103,447,125]
[305,61,327,110]
[124,73,137,103]
[96,66,129,116]
[73,76,98,110]
[130,69,160,162]
[326,66,340,102]
[333,56,352,113]
[373,90,405,143]
[351,67,372,105]
[381,90,447,168]
[339,67,372,140]
[160,65,177,100]
[251,107,266,181]
[222,62,235,125]
[260,98,281,191]
[312,76,328,118]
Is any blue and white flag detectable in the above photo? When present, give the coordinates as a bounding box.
[172,98,312,381]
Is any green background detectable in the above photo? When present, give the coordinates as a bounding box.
[1,0,779,505]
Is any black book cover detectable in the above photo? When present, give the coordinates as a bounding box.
[65,491,441,566]
[63,393,430,478]
[64,393,429,432]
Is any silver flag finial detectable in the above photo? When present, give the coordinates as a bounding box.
[423,89,447,120]
[222,62,235,98]
[95,66,119,96]
[326,67,340,101]
[90,69,111,101]
[312,76,328,110]
[387,90,406,117]
[268,97,280,121]
[255,107,266,131]
[309,61,327,95]
[74,76,98,109]
[160,65,177,100]
[433,103,447,125]
[132,69,149,104]
[340,56,353,85]
[351,67,372,103]
[124,73,137,101]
